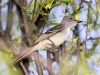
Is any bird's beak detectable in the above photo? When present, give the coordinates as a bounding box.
[74,19,83,23]
[78,20,83,23]
[75,20,83,23]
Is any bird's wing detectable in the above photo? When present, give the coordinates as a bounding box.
[35,24,64,43]
[11,24,64,64]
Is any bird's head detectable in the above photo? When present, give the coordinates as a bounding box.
[61,16,83,28]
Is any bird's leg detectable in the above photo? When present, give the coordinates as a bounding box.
[46,39,60,52]
[46,39,60,63]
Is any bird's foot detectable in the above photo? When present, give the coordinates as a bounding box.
[46,39,60,52]
[47,44,59,52]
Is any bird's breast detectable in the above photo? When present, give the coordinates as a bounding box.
[49,28,70,46]
[34,28,70,50]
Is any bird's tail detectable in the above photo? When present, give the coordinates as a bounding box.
[11,44,38,64]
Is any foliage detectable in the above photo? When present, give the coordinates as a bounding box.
[79,51,96,75]
[0,48,22,75]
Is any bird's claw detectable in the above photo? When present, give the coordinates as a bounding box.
[46,39,60,52]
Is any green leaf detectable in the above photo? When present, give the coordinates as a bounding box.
[80,50,86,61]
[32,24,37,31]
[70,0,77,12]
[97,6,100,13]
[44,0,54,10]
[75,11,79,20]
[79,62,96,75]
[17,23,23,30]
[97,58,100,65]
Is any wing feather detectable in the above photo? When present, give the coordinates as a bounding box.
[35,24,63,43]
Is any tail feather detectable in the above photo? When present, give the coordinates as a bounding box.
[11,48,33,64]
[11,42,39,64]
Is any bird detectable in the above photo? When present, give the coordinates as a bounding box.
[11,16,83,64]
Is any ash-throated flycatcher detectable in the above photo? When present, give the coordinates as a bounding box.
[12,16,82,64]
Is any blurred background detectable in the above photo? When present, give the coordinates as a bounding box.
[0,0,100,75]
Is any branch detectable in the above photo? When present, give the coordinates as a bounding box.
[21,9,33,45]
[94,0,99,25]
[74,39,81,75]
[32,0,37,23]
[0,29,5,36]
[5,0,13,39]
[0,2,9,9]
[87,37,100,41]
[21,10,43,75]
[32,6,43,24]
[13,0,43,75]
[20,61,29,75]
[85,1,91,50]
[19,2,43,75]
[47,51,53,75]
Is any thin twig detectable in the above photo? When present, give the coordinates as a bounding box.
[32,0,37,23]
[78,0,84,11]
[5,0,13,39]
[85,2,91,51]
[87,37,100,41]
[0,2,9,9]
[74,39,81,75]
[93,0,99,25]
[32,6,43,24]
[47,51,53,75]
[30,0,33,5]
[34,21,45,42]
[20,61,28,75]
[0,29,5,36]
